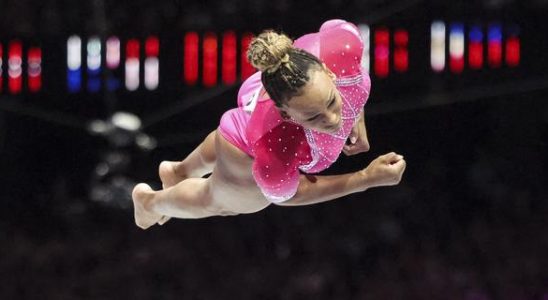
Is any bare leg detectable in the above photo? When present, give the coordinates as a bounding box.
[132,130,270,229]
[156,130,217,225]
[132,174,235,229]
[159,130,217,188]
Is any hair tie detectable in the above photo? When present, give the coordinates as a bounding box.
[267,53,290,74]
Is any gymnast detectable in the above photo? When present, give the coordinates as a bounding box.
[132,19,406,229]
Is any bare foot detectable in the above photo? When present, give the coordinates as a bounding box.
[157,161,188,225]
[132,183,163,229]
[159,161,186,189]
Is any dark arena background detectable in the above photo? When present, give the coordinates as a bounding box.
[0,0,547,299]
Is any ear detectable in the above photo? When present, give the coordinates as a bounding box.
[322,63,337,81]
[277,107,291,120]
[279,110,291,120]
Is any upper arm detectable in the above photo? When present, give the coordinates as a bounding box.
[251,123,311,204]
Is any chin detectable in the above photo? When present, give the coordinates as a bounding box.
[319,125,341,134]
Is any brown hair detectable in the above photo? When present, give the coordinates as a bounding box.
[247,30,323,107]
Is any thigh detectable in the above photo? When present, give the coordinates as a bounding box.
[197,130,217,165]
[208,131,271,214]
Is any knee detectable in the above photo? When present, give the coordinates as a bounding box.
[198,147,216,166]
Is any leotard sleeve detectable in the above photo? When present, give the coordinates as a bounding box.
[251,122,312,203]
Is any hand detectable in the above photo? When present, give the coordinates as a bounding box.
[360,152,406,188]
[343,122,370,156]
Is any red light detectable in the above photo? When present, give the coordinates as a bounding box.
[450,56,465,73]
[8,40,23,94]
[222,31,237,85]
[394,49,408,72]
[145,36,159,57]
[505,37,520,67]
[375,29,389,45]
[28,47,42,92]
[126,39,140,59]
[393,29,408,73]
[184,32,199,85]
[241,32,255,80]
[203,32,218,87]
[468,42,483,70]
[374,28,390,78]
[394,30,408,46]
[488,41,502,68]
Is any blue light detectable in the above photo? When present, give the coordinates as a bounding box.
[469,26,483,42]
[68,69,81,93]
[107,78,120,91]
[488,24,502,42]
[450,23,464,35]
[87,67,101,76]
[87,77,101,93]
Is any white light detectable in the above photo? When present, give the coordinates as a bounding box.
[431,21,446,72]
[87,36,102,71]
[8,52,22,78]
[136,133,157,150]
[358,24,370,74]
[125,58,139,91]
[88,119,110,134]
[144,57,159,90]
[28,64,41,77]
[28,49,42,77]
[449,27,464,58]
[111,112,142,131]
[67,35,82,71]
[106,37,120,69]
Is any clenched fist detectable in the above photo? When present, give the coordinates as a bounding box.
[361,152,406,188]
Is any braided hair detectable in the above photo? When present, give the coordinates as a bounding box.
[247,30,323,107]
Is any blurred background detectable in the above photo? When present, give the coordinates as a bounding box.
[0,0,547,299]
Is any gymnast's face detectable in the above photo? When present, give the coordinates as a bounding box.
[279,67,342,134]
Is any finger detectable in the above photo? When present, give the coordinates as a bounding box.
[400,159,407,172]
[388,155,404,165]
[344,145,361,155]
[342,147,353,156]
[349,134,358,144]
[390,159,407,171]
[380,152,397,163]
[348,128,358,144]
[158,216,171,225]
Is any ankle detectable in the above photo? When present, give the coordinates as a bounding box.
[172,162,188,178]
[140,190,156,212]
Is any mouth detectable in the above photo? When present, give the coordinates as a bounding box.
[326,122,342,133]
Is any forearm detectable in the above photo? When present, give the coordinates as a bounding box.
[357,110,364,128]
[277,171,369,206]
[350,109,364,133]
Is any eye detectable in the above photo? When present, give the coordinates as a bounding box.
[328,98,336,108]
[307,114,320,122]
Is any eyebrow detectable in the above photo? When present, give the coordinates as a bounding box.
[304,90,335,118]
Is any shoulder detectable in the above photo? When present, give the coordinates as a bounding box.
[252,121,310,161]
[319,20,364,77]
[237,71,263,107]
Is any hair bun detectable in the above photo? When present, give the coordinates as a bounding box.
[247,30,294,73]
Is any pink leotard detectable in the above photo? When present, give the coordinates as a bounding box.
[218,19,371,203]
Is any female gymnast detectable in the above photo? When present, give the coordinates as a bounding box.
[132,19,406,229]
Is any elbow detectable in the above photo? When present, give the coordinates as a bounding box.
[273,176,312,206]
[272,191,302,206]
[363,142,370,152]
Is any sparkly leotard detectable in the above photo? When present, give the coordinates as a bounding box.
[218,19,371,203]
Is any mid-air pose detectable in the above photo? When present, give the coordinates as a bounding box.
[132,19,406,229]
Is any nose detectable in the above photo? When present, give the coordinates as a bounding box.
[324,111,340,127]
